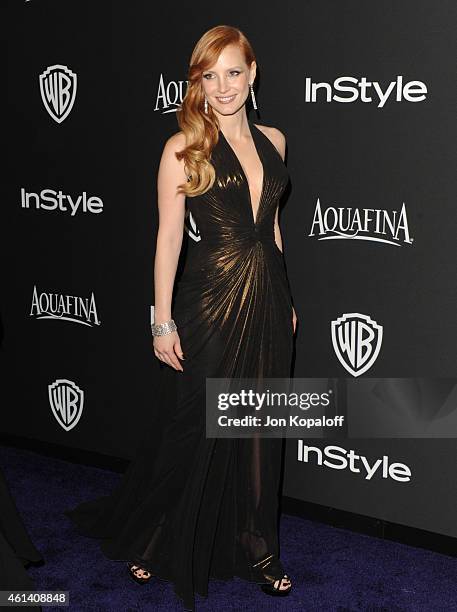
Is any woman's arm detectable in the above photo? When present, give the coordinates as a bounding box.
[154,132,187,325]
[152,132,188,371]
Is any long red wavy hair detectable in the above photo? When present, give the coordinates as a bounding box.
[175,25,256,197]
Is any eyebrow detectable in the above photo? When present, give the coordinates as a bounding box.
[204,66,243,72]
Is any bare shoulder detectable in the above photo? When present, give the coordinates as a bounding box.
[164,130,187,153]
[159,130,187,168]
[158,130,188,183]
[253,123,286,160]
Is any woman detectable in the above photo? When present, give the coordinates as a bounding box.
[65,24,297,610]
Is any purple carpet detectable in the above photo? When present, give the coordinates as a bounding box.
[1,445,456,611]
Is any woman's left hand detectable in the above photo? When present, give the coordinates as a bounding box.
[292,306,297,334]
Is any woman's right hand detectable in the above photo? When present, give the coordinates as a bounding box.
[153,331,185,371]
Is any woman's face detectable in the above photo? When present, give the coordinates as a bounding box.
[201,44,255,116]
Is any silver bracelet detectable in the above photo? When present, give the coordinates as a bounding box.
[151,319,177,337]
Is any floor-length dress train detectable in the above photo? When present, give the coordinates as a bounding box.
[65,120,293,610]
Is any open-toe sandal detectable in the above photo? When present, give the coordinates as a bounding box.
[250,553,292,597]
[260,573,292,596]
[127,561,153,585]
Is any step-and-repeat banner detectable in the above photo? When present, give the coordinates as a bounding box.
[4,1,457,537]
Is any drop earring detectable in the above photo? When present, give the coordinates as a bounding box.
[249,82,257,110]
[204,96,208,114]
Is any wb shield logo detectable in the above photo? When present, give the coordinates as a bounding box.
[331,313,383,377]
[39,65,77,123]
[48,379,84,431]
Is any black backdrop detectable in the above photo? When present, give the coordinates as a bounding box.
[4,1,457,537]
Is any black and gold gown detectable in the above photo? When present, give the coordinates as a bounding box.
[65,119,294,611]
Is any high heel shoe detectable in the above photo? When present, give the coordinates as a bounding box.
[127,561,153,585]
[260,574,292,596]
[250,553,292,597]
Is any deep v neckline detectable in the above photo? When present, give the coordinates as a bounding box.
[219,120,265,226]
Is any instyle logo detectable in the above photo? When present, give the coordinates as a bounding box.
[308,198,413,246]
[30,285,101,327]
[331,313,383,377]
[39,64,77,123]
[154,73,188,114]
[20,188,103,215]
[48,379,84,432]
[297,441,411,482]
[305,75,427,107]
